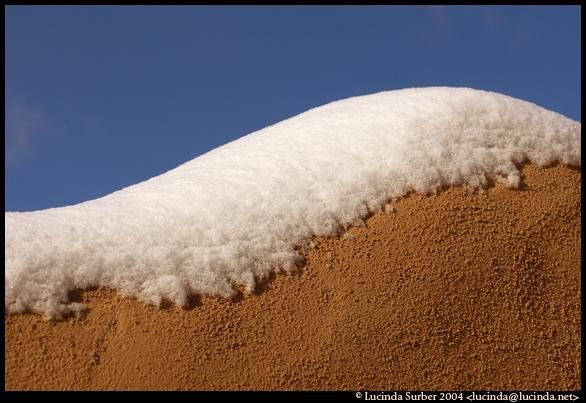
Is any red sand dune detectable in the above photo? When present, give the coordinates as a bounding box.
[4,164,581,390]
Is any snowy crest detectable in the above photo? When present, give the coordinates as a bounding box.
[5,87,581,318]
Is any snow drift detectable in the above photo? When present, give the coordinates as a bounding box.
[5,87,581,318]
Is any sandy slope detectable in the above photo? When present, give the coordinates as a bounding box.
[4,164,581,390]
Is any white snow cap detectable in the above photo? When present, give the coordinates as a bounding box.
[5,87,581,318]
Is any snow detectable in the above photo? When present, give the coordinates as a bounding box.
[4,87,581,318]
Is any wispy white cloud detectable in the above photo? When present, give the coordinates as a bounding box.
[426,5,451,30]
[477,8,537,50]
[416,6,455,48]
[508,21,537,50]
[5,100,48,166]
[480,8,503,33]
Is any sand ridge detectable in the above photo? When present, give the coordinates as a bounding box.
[4,164,581,390]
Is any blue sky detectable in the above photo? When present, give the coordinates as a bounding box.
[5,5,581,211]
